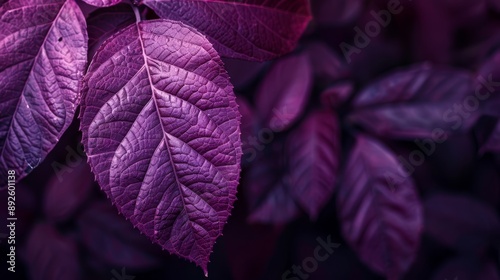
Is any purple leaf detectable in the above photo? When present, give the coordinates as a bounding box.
[424,194,500,252]
[77,201,162,268]
[24,223,81,280]
[81,0,121,7]
[79,19,241,274]
[86,4,135,59]
[43,160,94,222]
[337,135,423,280]
[255,53,313,132]
[0,0,87,184]
[286,109,340,219]
[142,0,312,61]
[321,81,353,109]
[349,64,478,139]
[306,42,347,82]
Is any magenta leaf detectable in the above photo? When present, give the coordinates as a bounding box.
[24,223,81,280]
[320,81,353,109]
[78,201,162,268]
[81,0,121,7]
[142,0,312,61]
[0,0,87,183]
[43,160,94,222]
[287,109,340,219]
[349,64,477,139]
[86,4,135,59]
[255,53,313,132]
[423,194,500,252]
[337,135,423,280]
[79,19,241,274]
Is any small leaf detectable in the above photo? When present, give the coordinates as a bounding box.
[320,81,353,109]
[81,0,121,7]
[305,42,347,83]
[287,109,340,219]
[255,53,313,132]
[24,223,81,280]
[0,0,87,184]
[143,0,312,61]
[337,135,423,280]
[80,19,241,274]
[349,64,477,139]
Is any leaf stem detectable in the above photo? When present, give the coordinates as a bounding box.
[132,5,142,23]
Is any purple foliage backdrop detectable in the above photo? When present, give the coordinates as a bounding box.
[1,0,500,280]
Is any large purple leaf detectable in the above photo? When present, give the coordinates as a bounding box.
[424,194,500,253]
[142,0,312,61]
[78,201,162,268]
[286,109,340,219]
[255,53,313,132]
[79,19,241,274]
[24,223,81,280]
[349,64,477,139]
[337,135,423,280]
[81,0,121,7]
[0,0,87,184]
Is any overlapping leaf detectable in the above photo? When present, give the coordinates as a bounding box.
[287,109,340,219]
[349,64,477,139]
[143,0,312,61]
[255,53,313,132]
[0,0,87,184]
[86,4,135,59]
[79,19,241,273]
[337,135,423,280]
